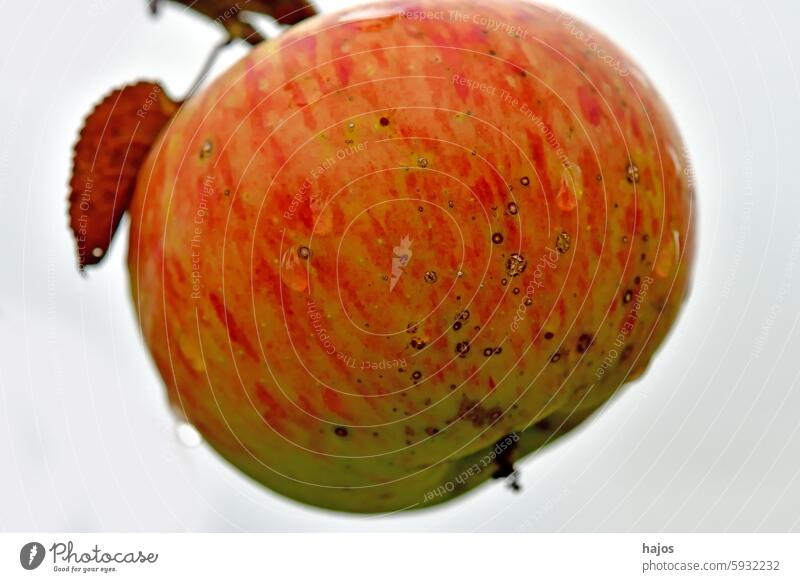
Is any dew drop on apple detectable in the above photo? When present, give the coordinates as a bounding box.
[655,229,680,278]
[556,164,583,211]
[506,253,527,277]
[507,202,518,215]
[199,139,213,159]
[280,247,309,292]
[175,422,203,448]
[626,161,640,184]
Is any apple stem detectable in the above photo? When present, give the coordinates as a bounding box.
[183,37,233,101]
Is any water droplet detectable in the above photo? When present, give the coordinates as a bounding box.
[448,200,455,208]
[513,287,520,295]
[655,230,680,278]
[412,370,422,380]
[453,321,462,331]
[622,290,633,304]
[91,247,104,258]
[626,162,640,184]
[492,232,504,244]
[456,341,471,356]
[457,310,470,321]
[483,347,494,356]
[297,246,311,260]
[506,253,527,277]
[523,296,533,306]
[200,139,213,159]
[176,422,202,447]
[507,202,518,215]
[520,176,530,186]
[348,121,355,129]
[550,352,562,363]
[501,278,508,286]
[556,231,571,254]
[417,157,428,168]
[310,192,333,235]
[280,247,308,292]
[556,164,583,211]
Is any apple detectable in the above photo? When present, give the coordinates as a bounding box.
[72,0,694,513]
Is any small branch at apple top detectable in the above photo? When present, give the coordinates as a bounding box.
[148,1,319,100]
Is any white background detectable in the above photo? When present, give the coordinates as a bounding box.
[1,0,799,532]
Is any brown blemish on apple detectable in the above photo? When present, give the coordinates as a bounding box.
[555,231,571,253]
[576,333,594,353]
[450,395,502,428]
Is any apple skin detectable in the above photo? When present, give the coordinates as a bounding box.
[127,0,694,513]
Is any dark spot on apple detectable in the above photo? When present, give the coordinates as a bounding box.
[620,345,634,362]
[334,427,348,437]
[456,341,471,357]
[450,396,501,427]
[410,337,426,350]
[425,427,439,435]
[634,276,641,284]
[556,231,571,253]
[544,331,554,340]
[379,116,390,126]
[576,333,593,353]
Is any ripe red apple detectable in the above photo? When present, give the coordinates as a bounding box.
[74,0,694,513]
